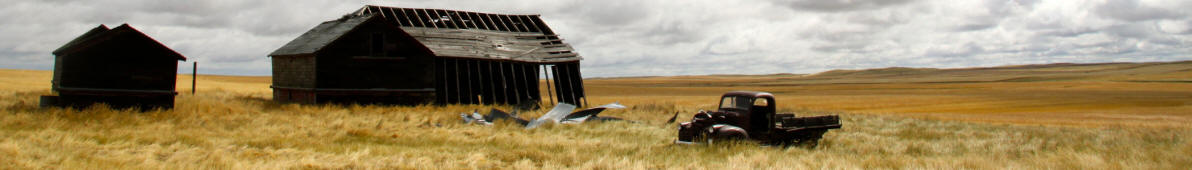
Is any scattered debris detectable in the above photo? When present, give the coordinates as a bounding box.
[525,103,577,129]
[458,102,630,129]
[560,103,626,124]
[485,108,530,126]
[460,110,491,125]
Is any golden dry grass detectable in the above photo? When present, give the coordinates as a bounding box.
[1,61,1191,169]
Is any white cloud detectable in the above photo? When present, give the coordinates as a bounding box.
[1,0,1190,77]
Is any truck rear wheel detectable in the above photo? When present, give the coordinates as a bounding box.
[788,129,828,148]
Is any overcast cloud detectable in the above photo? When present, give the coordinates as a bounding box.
[2,0,1190,77]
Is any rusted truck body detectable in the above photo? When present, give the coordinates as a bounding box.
[677,91,841,147]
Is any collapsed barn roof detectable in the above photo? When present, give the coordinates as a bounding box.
[271,5,581,63]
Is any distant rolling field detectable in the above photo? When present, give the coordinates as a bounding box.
[585,61,1192,127]
[0,61,1189,168]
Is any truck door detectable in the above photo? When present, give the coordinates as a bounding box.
[749,97,775,134]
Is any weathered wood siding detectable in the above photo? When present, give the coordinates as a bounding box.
[56,38,179,91]
[551,62,585,105]
[272,55,317,103]
[309,17,438,105]
[434,58,543,105]
[45,24,184,110]
[271,55,316,88]
[315,19,436,90]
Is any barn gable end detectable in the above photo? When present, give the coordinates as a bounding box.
[42,24,187,110]
[271,14,439,105]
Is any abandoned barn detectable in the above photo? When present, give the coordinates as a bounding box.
[41,24,187,110]
[270,5,587,106]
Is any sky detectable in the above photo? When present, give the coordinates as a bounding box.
[1,0,1190,77]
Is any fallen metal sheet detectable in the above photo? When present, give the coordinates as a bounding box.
[486,108,530,126]
[460,109,530,126]
[593,102,627,109]
[461,102,627,129]
[560,108,602,124]
[460,110,492,125]
[525,103,577,129]
[561,102,626,124]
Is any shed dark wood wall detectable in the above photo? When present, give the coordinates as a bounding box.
[271,55,316,103]
[435,58,545,106]
[55,35,180,91]
[271,55,315,88]
[273,48,587,107]
[550,62,585,105]
[273,17,438,105]
[316,20,436,90]
[46,25,183,110]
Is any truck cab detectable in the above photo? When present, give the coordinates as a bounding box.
[716,91,778,138]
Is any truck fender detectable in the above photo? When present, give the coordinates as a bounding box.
[708,124,749,140]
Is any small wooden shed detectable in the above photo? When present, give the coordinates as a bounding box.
[41,24,187,110]
[270,5,588,106]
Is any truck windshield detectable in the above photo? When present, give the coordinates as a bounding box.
[719,96,753,110]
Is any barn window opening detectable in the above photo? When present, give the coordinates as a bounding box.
[370,33,385,56]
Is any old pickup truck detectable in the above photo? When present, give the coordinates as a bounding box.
[676,91,842,147]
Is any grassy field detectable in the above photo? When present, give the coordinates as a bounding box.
[1,61,1190,169]
[586,61,1192,127]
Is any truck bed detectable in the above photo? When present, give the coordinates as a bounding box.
[776,114,842,129]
